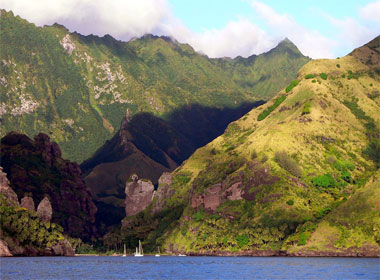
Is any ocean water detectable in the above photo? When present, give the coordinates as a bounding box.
[0,256,379,280]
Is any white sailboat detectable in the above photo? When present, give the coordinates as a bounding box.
[134,240,143,257]
[122,244,126,257]
[155,247,160,257]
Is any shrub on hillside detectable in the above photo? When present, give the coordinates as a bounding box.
[312,174,336,188]
[319,73,328,80]
[302,102,311,115]
[274,151,302,177]
[341,171,351,182]
[257,95,286,121]
[305,74,316,79]
[285,80,299,93]
[286,199,294,206]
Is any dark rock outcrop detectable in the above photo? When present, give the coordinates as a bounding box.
[0,167,19,207]
[49,240,75,256]
[37,197,53,223]
[0,132,97,240]
[125,174,155,217]
[21,196,35,212]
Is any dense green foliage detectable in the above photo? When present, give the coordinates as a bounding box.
[0,196,65,249]
[257,95,286,121]
[312,174,336,188]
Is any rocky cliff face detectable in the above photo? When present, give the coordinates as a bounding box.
[152,172,174,214]
[0,240,12,257]
[0,167,19,207]
[125,174,155,217]
[0,132,97,240]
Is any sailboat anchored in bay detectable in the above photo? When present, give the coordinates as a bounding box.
[122,244,126,257]
[134,240,143,257]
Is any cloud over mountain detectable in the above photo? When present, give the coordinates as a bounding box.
[1,0,379,59]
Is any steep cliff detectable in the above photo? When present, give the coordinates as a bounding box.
[0,132,97,240]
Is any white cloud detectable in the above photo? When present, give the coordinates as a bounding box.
[328,16,377,51]
[168,18,276,58]
[0,0,170,39]
[360,0,380,22]
[251,1,336,58]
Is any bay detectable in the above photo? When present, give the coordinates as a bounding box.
[1,256,379,279]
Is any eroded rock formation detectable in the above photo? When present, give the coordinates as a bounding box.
[125,174,155,217]
[37,197,53,223]
[21,196,35,212]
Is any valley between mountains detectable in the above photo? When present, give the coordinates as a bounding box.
[0,10,379,257]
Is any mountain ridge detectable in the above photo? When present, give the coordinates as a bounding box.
[0,9,310,163]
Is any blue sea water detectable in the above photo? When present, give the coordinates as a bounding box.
[0,256,379,280]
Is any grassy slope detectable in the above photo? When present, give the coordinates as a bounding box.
[287,171,380,255]
[121,39,380,254]
[0,10,309,162]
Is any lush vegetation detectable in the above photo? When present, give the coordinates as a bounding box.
[0,196,65,249]
[312,174,336,188]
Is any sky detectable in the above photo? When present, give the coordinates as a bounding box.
[1,0,379,59]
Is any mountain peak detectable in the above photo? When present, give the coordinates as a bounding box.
[269,37,305,58]
[349,35,380,66]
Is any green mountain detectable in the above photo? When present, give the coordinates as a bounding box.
[120,37,380,256]
[0,10,310,163]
